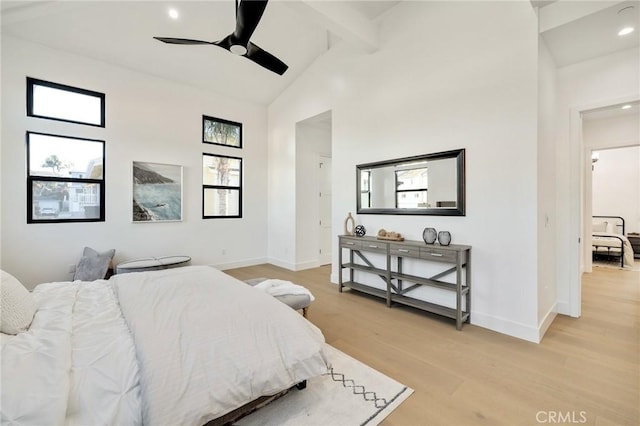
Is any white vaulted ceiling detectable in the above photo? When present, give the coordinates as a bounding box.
[1,1,638,105]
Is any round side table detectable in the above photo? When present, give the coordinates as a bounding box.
[115,255,191,274]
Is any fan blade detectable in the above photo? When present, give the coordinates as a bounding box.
[234,0,268,45]
[154,37,212,45]
[246,42,288,75]
[214,37,287,75]
[214,34,233,51]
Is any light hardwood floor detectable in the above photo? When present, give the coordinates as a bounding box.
[225,264,639,426]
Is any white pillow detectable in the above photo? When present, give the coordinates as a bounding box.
[592,222,607,232]
[605,222,615,233]
[1,270,36,335]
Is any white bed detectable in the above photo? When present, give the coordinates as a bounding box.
[592,216,635,268]
[1,265,330,425]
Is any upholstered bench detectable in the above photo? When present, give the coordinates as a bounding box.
[244,278,312,318]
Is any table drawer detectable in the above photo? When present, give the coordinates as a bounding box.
[360,241,388,254]
[340,239,362,250]
[390,244,420,258]
[420,247,458,263]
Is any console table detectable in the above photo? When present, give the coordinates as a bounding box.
[338,235,471,330]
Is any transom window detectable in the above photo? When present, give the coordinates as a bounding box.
[27,77,105,127]
[27,132,105,223]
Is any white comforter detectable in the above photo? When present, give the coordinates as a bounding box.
[592,232,635,267]
[1,266,329,425]
[111,266,329,425]
[1,280,141,425]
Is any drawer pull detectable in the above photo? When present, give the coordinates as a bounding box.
[368,245,379,248]
[346,242,355,245]
[430,253,444,257]
[398,249,409,253]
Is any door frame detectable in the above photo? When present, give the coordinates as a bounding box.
[569,94,639,317]
[318,154,332,265]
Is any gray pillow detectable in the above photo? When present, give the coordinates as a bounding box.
[74,247,115,281]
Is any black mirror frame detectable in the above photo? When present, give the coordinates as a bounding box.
[356,149,465,216]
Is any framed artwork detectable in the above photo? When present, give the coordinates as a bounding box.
[132,161,183,222]
[202,115,242,148]
[202,153,242,219]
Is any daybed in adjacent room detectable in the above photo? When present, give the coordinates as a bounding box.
[592,216,636,268]
[1,266,330,425]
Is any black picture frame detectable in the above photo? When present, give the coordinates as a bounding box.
[202,115,242,149]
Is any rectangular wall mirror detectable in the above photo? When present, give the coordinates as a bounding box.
[357,149,465,216]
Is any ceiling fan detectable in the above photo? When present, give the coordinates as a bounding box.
[154,0,288,75]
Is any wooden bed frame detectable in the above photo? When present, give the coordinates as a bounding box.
[592,215,626,267]
[204,380,306,426]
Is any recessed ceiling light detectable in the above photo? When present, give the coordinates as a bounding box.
[168,8,179,19]
[618,26,635,36]
[621,104,632,110]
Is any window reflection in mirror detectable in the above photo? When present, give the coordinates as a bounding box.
[356,149,465,216]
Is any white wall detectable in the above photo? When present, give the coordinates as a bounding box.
[591,145,640,234]
[1,36,269,288]
[295,117,332,268]
[268,1,543,341]
[554,48,640,314]
[537,37,558,337]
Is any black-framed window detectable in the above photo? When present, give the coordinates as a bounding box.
[395,168,428,209]
[202,153,242,218]
[202,115,242,148]
[27,77,105,127]
[27,132,105,223]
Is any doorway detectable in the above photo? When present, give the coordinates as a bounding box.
[579,101,640,282]
[295,111,332,270]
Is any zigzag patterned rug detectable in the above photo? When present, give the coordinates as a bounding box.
[236,345,413,426]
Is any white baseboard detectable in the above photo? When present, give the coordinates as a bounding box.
[266,257,297,271]
[471,311,541,343]
[294,259,321,271]
[213,257,268,271]
[263,258,326,272]
[537,304,557,341]
[555,300,573,316]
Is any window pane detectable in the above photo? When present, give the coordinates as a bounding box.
[396,190,428,208]
[31,180,101,219]
[203,156,241,187]
[204,188,240,217]
[30,81,103,126]
[396,168,428,190]
[203,116,241,148]
[360,193,371,208]
[361,170,370,191]
[29,133,103,178]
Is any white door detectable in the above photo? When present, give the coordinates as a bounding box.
[318,156,332,265]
